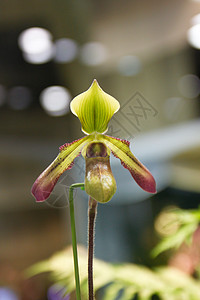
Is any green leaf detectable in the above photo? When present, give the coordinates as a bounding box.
[152,223,198,257]
[115,264,165,292]
[92,258,114,289]
[120,286,137,300]
[25,261,51,277]
[102,283,123,300]
[157,267,200,299]
[152,207,200,257]
[138,289,153,300]
[26,244,200,300]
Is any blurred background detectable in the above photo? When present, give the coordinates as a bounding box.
[0,0,200,299]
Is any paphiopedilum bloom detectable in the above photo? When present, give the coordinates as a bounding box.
[32,80,156,203]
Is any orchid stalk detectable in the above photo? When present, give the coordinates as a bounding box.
[69,183,84,300]
[32,79,156,299]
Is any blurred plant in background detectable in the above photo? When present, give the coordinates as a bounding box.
[24,206,200,300]
[152,206,200,257]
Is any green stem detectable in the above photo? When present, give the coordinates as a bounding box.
[69,183,85,300]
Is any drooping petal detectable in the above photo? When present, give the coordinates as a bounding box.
[98,135,156,193]
[32,136,92,202]
[70,79,120,134]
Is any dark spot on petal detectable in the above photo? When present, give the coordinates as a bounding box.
[86,142,108,158]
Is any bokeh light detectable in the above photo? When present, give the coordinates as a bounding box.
[80,42,108,66]
[18,27,54,64]
[187,24,200,49]
[8,86,32,110]
[177,74,200,99]
[191,14,200,26]
[40,86,71,116]
[54,38,78,63]
[117,55,141,76]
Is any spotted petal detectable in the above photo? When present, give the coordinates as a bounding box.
[32,136,92,202]
[98,135,156,193]
[70,79,120,134]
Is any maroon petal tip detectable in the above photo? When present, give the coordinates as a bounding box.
[31,179,55,202]
[133,169,157,194]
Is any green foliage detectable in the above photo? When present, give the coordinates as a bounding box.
[26,244,200,300]
[152,207,200,257]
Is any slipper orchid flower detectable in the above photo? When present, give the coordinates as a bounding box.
[32,80,156,203]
